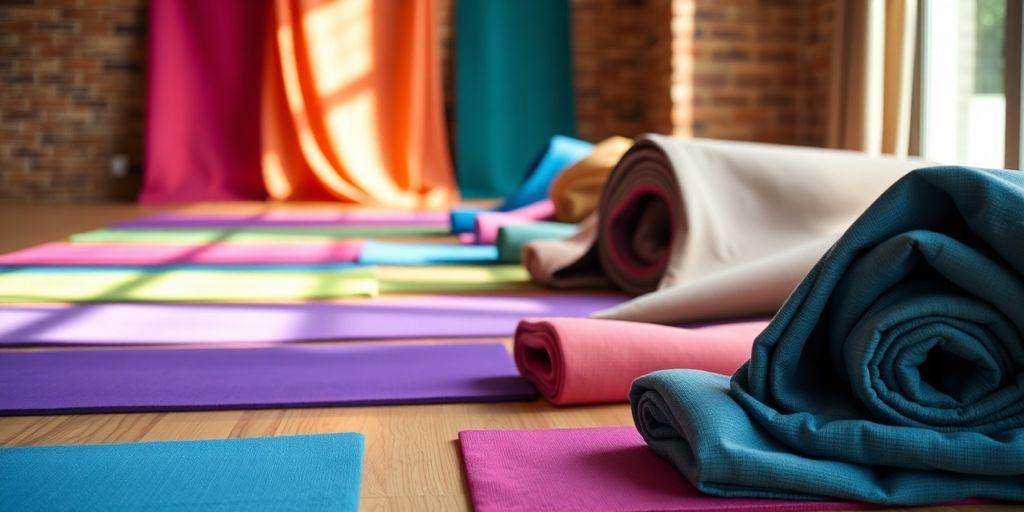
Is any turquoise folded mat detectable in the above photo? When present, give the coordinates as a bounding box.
[451,135,593,233]
[630,166,1024,505]
[358,240,498,265]
[0,433,364,511]
[70,225,448,243]
[496,221,577,263]
[455,0,578,199]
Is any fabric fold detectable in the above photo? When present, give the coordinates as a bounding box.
[514,317,766,405]
[549,136,633,222]
[630,166,1024,504]
[141,0,267,202]
[450,135,593,234]
[527,135,929,324]
[261,0,457,207]
[454,0,576,198]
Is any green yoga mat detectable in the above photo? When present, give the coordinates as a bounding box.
[1,434,364,511]
[0,266,377,302]
[497,221,578,263]
[0,265,534,302]
[455,0,576,198]
[377,265,536,293]
[70,225,449,243]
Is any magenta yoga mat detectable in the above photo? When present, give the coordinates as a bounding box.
[0,342,537,415]
[460,427,868,512]
[0,295,627,346]
[112,211,450,228]
[0,241,365,266]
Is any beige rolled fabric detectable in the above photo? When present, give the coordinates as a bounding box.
[524,134,931,323]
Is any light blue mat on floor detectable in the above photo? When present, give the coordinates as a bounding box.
[631,166,1024,505]
[358,240,499,265]
[0,433,364,511]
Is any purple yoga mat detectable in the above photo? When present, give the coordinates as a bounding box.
[113,211,449,228]
[0,295,626,346]
[0,342,537,414]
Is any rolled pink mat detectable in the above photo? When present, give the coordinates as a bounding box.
[514,317,768,405]
[470,199,555,245]
[0,241,364,266]
[524,135,931,324]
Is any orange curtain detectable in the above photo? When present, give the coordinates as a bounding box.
[261,0,457,208]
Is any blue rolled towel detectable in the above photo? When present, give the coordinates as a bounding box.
[630,166,1024,504]
[450,135,594,233]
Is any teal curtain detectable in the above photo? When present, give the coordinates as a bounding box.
[455,0,577,198]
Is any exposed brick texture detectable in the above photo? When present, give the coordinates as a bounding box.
[1,0,836,202]
[0,0,147,202]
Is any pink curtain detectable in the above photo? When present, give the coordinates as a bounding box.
[140,0,268,202]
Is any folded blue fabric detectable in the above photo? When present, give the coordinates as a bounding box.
[0,433,364,511]
[450,135,593,233]
[631,166,1024,504]
[358,240,499,265]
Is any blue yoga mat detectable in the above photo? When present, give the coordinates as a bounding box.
[451,135,593,233]
[0,433,364,511]
[630,166,1024,505]
[455,0,579,200]
[358,240,498,265]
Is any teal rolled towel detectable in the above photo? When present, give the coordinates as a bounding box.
[630,166,1024,504]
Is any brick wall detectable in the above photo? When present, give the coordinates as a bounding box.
[796,0,834,147]
[1,0,836,202]
[0,0,147,202]
[572,0,674,141]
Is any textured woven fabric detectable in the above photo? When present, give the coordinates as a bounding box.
[631,166,1024,504]
[1,434,364,511]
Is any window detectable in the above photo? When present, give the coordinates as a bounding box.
[918,0,1022,169]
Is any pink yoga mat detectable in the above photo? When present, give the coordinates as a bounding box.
[514,317,768,404]
[0,242,365,266]
[460,200,556,245]
[459,427,864,512]
[141,0,267,202]
[112,211,449,228]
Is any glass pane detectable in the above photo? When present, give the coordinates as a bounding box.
[921,0,1006,168]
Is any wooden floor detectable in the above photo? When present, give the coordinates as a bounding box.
[0,203,1017,512]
